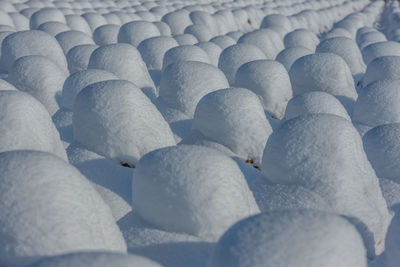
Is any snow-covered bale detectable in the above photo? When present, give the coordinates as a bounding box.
[210,35,236,50]
[0,91,66,160]
[190,10,218,35]
[196,42,222,66]
[362,41,400,66]
[93,24,119,45]
[159,61,229,117]
[261,14,292,32]
[218,44,266,84]
[190,88,272,163]
[275,46,312,71]
[153,21,171,36]
[316,37,366,78]
[66,44,98,73]
[88,43,156,98]
[283,28,319,51]
[61,69,118,110]
[362,56,400,87]
[29,7,66,29]
[73,80,176,167]
[235,60,292,119]
[237,29,283,59]
[118,21,160,47]
[209,210,367,267]
[261,114,392,257]
[353,79,400,128]
[184,24,213,42]
[162,10,192,35]
[174,33,198,45]
[0,150,126,267]
[132,145,259,241]
[289,53,357,112]
[81,12,108,32]
[65,14,92,36]
[8,55,67,116]
[55,30,95,54]
[162,45,210,71]
[363,123,400,183]
[357,31,386,50]
[31,252,161,267]
[37,21,70,36]
[0,30,68,73]
[284,91,350,121]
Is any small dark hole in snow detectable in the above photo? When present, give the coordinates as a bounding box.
[253,165,260,170]
[120,162,135,168]
[247,18,252,25]
[245,159,254,164]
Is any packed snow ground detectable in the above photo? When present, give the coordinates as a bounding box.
[0,0,400,266]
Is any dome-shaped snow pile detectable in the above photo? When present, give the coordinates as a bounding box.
[0,90,66,160]
[66,44,98,74]
[31,252,161,267]
[132,145,259,241]
[275,46,312,71]
[88,43,156,98]
[353,79,400,128]
[260,114,391,258]
[235,59,292,119]
[218,43,266,84]
[55,30,95,55]
[284,91,350,121]
[357,31,387,50]
[237,29,283,59]
[196,42,222,66]
[184,24,213,42]
[188,88,272,164]
[162,9,192,35]
[38,21,71,36]
[0,79,16,91]
[174,33,198,45]
[161,45,211,71]
[261,14,292,33]
[29,7,66,30]
[138,36,178,71]
[362,56,400,87]
[8,55,68,116]
[159,61,229,118]
[209,210,367,267]
[0,30,68,73]
[93,24,120,45]
[316,37,366,78]
[363,123,400,182]
[283,28,319,51]
[211,35,236,50]
[0,150,126,267]
[289,53,357,112]
[73,79,176,167]
[118,21,160,47]
[362,41,400,66]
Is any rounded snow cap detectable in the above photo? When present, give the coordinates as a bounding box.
[0,150,126,267]
[235,59,292,119]
[275,46,312,71]
[37,21,71,36]
[159,61,229,117]
[66,44,98,73]
[88,43,156,98]
[289,53,357,112]
[73,79,176,167]
[55,30,95,54]
[238,29,283,59]
[284,28,319,51]
[0,30,68,73]
[218,43,266,84]
[161,45,211,71]
[118,20,160,47]
[31,252,161,267]
[29,7,67,29]
[132,145,259,241]
[192,88,272,164]
[362,56,400,87]
[0,91,66,160]
[284,91,350,121]
[364,123,400,182]
[353,79,400,128]
[362,41,400,66]
[8,55,67,116]
[93,24,120,45]
[196,41,222,66]
[209,210,367,267]
[261,14,292,32]
[137,36,178,71]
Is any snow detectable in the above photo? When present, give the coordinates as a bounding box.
[55,30,95,54]
[29,7,66,29]
[161,45,210,71]
[132,145,259,241]
[93,24,120,45]
[275,46,312,71]
[0,150,126,267]
[362,41,400,65]
[284,28,319,51]
[237,29,283,59]
[66,44,98,73]
[362,56,400,87]
[209,209,366,267]
[118,21,160,47]
[196,41,222,66]
[73,79,176,167]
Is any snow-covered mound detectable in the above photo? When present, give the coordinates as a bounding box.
[0,150,126,267]
[118,21,160,47]
[66,44,98,73]
[283,28,319,51]
[362,56,400,87]
[132,145,259,241]
[161,45,211,71]
[73,79,176,167]
[237,29,283,59]
[275,46,312,71]
[362,41,400,65]
[209,210,366,267]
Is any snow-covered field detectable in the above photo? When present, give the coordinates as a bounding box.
[0,0,400,266]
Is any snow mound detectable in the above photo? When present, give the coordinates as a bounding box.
[235,59,292,119]
[261,14,292,32]
[385,205,400,267]
[66,44,98,73]
[357,31,387,50]
[0,30,68,73]
[218,44,266,84]
[137,36,178,71]
[289,53,357,112]
[0,79,17,91]
[31,252,161,267]
[159,61,229,117]
[73,79,176,167]
[284,28,319,51]
[88,43,156,98]
[316,37,366,77]
[184,24,213,42]
[210,35,236,50]
[196,42,222,66]
[0,90,66,160]
[162,10,192,35]
[37,21,71,36]
[174,33,198,45]
[93,24,120,45]
[190,88,272,164]
[61,69,118,110]
[275,46,312,71]
[362,56,400,87]
[8,55,67,116]
[261,114,391,258]
[362,41,400,66]
[209,209,366,267]
[118,21,160,47]
[55,30,95,54]
[162,45,210,71]
[363,123,400,182]
[132,145,259,241]
[353,79,400,127]
[238,29,283,59]
[284,91,350,121]
[29,8,66,29]
[0,150,126,267]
